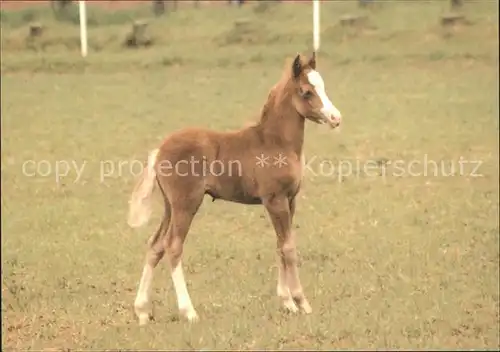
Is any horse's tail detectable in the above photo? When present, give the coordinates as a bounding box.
[127,148,160,228]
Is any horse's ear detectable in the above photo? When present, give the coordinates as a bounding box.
[308,52,316,70]
[292,53,302,79]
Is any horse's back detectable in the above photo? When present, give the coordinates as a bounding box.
[159,127,216,159]
[159,125,260,159]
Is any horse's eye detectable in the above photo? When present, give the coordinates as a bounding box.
[302,90,313,99]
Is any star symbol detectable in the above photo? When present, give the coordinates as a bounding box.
[255,153,270,168]
[273,153,288,168]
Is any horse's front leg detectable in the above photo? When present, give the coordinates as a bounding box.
[264,195,312,314]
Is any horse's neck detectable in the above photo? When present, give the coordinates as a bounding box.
[257,89,305,156]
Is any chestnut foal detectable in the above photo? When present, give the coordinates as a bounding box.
[127,52,342,325]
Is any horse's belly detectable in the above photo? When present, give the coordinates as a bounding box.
[205,174,261,205]
[225,194,262,205]
[206,190,262,205]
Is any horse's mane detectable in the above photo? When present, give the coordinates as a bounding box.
[243,84,279,128]
[245,54,311,128]
[255,57,296,125]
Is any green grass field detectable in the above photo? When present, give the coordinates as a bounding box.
[1,0,499,349]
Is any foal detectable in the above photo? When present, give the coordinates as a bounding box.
[128,52,342,325]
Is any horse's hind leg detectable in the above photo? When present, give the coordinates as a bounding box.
[134,202,171,326]
[165,194,203,322]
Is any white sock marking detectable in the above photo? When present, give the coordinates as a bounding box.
[134,264,154,324]
[171,261,197,319]
[277,264,298,312]
[277,265,290,298]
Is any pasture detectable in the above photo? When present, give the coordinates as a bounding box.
[1,0,499,349]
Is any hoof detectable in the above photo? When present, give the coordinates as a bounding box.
[138,313,153,326]
[292,296,312,314]
[180,308,199,323]
[282,298,299,313]
[300,300,312,314]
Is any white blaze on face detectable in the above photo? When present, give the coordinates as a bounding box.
[306,70,342,125]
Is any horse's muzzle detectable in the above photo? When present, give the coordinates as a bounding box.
[325,113,342,129]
